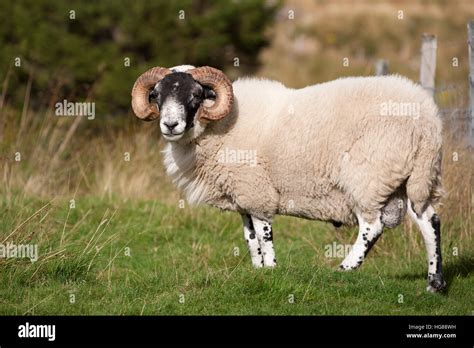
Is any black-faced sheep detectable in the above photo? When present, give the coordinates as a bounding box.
[131,65,445,293]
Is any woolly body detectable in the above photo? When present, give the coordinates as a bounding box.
[163,74,442,226]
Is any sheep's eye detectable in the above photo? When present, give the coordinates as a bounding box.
[189,92,202,104]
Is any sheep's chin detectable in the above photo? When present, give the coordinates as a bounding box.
[161,119,207,144]
[162,133,184,141]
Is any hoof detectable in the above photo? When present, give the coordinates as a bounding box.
[426,274,446,293]
[339,258,363,271]
[338,263,357,271]
[263,258,277,268]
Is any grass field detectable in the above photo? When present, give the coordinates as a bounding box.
[1,89,469,316]
[1,195,472,315]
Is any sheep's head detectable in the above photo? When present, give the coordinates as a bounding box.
[131,66,233,141]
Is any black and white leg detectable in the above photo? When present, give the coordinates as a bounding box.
[407,201,446,293]
[250,216,277,267]
[242,214,263,268]
[340,212,384,270]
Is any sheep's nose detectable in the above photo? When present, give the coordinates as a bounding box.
[163,121,179,131]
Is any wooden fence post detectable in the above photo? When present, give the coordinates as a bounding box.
[375,59,389,76]
[468,20,474,147]
[420,34,437,97]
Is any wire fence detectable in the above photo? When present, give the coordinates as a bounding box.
[373,22,474,147]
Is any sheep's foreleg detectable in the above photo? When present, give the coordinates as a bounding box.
[339,212,384,270]
[245,215,277,268]
[407,201,446,293]
[242,214,264,268]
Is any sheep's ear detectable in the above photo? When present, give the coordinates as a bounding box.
[203,87,216,100]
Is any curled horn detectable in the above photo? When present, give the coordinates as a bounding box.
[131,67,172,121]
[188,66,233,121]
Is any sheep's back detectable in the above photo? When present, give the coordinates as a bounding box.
[229,75,440,208]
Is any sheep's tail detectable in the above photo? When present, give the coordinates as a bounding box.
[406,121,443,216]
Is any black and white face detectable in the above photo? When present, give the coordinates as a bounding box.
[151,72,215,141]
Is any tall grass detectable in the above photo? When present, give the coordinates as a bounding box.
[1,104,177,203]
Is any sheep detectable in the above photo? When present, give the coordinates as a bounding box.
[131,65,445,293]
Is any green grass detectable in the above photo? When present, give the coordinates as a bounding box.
[0,196,472,315]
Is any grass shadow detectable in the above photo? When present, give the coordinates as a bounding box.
[443,255,474,289]
[394,254,473,294]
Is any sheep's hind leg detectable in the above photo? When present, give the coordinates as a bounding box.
[339,212,384,270]
[242,214,263,268]
[407,201,446,293]
[250,216,277,267]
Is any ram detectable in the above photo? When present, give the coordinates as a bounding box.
[131,65,445,293]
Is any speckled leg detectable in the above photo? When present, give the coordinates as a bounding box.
[407,201,446,293]
[250,216,277,267]
[340,212,384,270]
[242,214,263,268]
